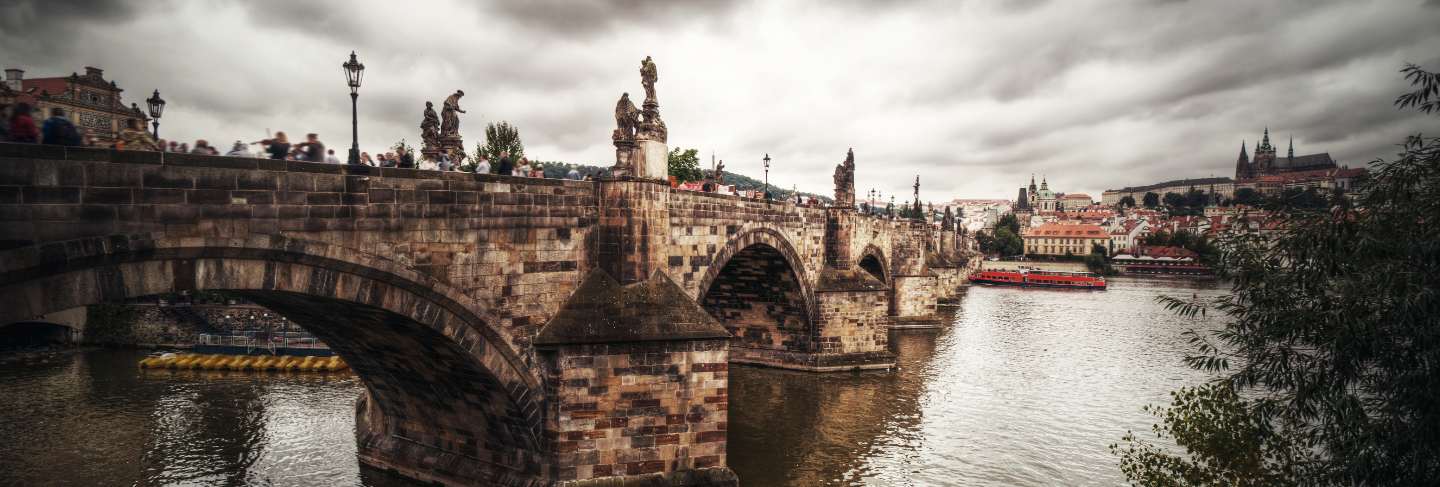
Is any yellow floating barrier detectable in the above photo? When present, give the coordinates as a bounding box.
[138,353,347,374]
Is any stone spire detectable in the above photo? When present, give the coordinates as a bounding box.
[1287,135,1294,159]
[1040,175,1049,190]
[1235,140,1250,179]
[1261,127,1272,151]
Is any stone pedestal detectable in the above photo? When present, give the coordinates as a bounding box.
[436,134,465,163]
[535,270,738,486]
[635,138,669,180]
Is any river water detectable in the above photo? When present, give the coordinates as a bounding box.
[0,277,1223,486]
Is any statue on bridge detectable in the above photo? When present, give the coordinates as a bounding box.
[612,56,668,177]
[614,92,639,140]
[640,55,658,102]
[441,90,465,136]
[833,148,856,207]
[420,101,441,151]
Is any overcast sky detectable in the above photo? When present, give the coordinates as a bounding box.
[6,0,1439,200]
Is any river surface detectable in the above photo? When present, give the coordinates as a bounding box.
[0,277,1223,486]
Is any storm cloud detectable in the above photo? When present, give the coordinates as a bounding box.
[6,0,1439,199]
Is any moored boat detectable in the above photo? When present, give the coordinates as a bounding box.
[969,268,1106,290]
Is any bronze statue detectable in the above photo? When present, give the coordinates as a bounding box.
[420,101,441,149]
[640,56,658,102]
[441,90,465,136]
[714,159,726,185]
[614,92,639,138]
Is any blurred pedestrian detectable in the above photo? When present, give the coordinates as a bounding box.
[497,151,514,175]
[226,140,252,157]
[6,103,37,143]
[256,131,290,160]
[360,151,374,166]
[474,156,490,174]
[40,107,82,146]
[295,133,325,163]
[191,140,213,154]
[567,166,581,180]
[325,148,340,164]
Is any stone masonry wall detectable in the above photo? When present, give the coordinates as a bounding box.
[541,339,730,484]
[893,275,939,319]
[0,145,596,368]
[665,190,827,299]
[814,289,889,355]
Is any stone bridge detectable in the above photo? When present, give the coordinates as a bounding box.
[0,142,971,486]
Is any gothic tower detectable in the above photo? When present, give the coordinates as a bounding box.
[1234,140,1250,180]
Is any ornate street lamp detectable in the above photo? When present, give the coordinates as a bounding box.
[762,153,771,199]
[343,51,365,164]
[145,89,165,138]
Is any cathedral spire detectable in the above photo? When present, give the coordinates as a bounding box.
[1261,127,1272,150]
[1041,175,1048,190]
[1287,135,1294,159]
[1238,140,1249,162]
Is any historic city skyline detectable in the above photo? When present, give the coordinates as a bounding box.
[4,0,1439,199]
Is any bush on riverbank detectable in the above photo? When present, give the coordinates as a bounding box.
[1113,64,1440,486]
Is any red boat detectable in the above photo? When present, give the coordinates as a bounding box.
[969,268,1107,290]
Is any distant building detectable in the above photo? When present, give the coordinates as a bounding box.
[1059,193,1093,211]
[1234,128,1336,180]
[1112,246,1210,276]
[1022,223,1109,257]
[1101,177,1234,207]
[3,66,150,146]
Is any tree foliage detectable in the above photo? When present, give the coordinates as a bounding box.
[1115,64,1440,486]
[1230,187,1262,207]
[1120,195,1137,208]
[1143,192,1161,208]
[667,147,703,182]
[476,121,524,163]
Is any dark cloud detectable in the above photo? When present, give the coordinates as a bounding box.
[483,0,742,39]
[14,0,1440,199]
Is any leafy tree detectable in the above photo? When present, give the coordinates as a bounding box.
[668,147,703,182]
[992,227,1024,257]
[1114,64,1440,486]
[1162,192,1185,209]
[1230,187,1262,207]
[1273,187,1328,210]
[1119,195,1137,208]
[476,121,524,163]
[997,213,1021,236]
[1184,189,1209,209]
[1143,192,1160,208]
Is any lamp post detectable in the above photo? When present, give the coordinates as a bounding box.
[145,90,165,139]
[343,51,365,165]
[762,153,771,200]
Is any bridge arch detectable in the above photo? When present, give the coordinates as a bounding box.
[696,227,818,358]
[0,233,545,485]
[858,244,889,284]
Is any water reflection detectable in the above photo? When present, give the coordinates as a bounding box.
[0,278,1222,486]
[730,278,1224,486]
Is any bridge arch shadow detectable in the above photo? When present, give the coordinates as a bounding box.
[696,228,818,360]
[858,244,889,284]
[0,233,545,485]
